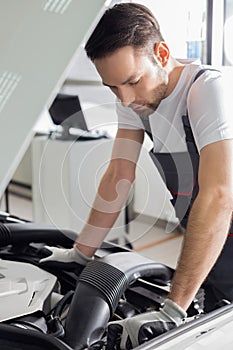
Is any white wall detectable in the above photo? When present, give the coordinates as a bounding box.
[61,81,177,223]
[133,0,206,60]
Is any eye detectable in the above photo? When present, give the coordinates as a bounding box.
[109,86,118,91]
[129,79,141,86]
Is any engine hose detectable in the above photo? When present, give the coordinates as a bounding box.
[0,222,76,247]
[53,291,74,318]
[64,251,173,350]
[46,291,75,339]
[48,317,65,338]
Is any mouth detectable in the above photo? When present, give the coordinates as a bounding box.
[131,104,147,111]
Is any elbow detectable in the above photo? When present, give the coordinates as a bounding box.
[112,172,135,188]
[215,186,233,211]
[106,161,136,185]
[102,166,135,193]
[199,185,233,212]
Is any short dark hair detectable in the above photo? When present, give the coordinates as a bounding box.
[85,2,164,61]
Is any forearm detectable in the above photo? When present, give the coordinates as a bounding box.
[75,170,133,257]
[168,192,232,310]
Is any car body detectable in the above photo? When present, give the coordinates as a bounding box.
[0,213,233,350]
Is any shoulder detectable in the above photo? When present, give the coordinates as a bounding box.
[187,66,224,109]
[189,66,222,94]
[186,66,233,151]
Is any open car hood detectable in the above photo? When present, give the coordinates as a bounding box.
[0,0,106,197]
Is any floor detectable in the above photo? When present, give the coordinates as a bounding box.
[0,191,184,269]
[128,217,183,268]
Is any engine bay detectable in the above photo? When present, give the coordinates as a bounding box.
[0,213,228,350]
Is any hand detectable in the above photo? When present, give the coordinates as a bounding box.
[39,246,92,266]
[106,299,187,350]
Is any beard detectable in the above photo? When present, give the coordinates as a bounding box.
[130,67,168,118]
[146,81,168,110]
[132,81,167,119]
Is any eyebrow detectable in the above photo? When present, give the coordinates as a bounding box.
[102,74,138,88]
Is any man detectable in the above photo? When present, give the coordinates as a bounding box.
[41,3,233,349]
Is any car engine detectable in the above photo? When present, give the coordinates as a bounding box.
[0,214,206,350]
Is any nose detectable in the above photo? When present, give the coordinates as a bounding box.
[117,86,135,107]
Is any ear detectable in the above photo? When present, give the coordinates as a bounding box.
[154,42,170,67]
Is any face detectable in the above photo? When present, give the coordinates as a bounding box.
[94,46,169,115]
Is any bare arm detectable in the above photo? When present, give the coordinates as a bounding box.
[168,139,233,310]
[75,128,144,257]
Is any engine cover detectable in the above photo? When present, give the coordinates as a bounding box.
[0,259,57,321]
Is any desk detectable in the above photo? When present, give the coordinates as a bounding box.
[32,136,129,244]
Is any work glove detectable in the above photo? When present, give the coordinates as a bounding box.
[39,246,92,266]
[106,299,187,350]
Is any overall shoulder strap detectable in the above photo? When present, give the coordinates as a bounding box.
[182,68,220,153]
[192,68,220,83]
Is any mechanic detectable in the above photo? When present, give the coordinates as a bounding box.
[41,3,233,349]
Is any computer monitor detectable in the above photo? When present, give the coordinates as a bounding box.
[49,94,88,132]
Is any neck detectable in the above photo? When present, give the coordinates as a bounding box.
[164,58,185,97]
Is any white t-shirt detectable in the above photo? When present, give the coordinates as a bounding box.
[116,63,233,153]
